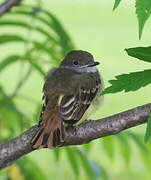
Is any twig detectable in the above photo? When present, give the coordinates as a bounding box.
[0,0,22,16]
[0,103,150,170]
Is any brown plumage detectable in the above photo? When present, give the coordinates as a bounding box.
[32,50,102,149]
[32,102,64,149]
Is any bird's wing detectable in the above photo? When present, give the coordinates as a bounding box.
[60,76,101,125]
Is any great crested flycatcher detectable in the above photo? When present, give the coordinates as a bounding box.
[32,50,103,149]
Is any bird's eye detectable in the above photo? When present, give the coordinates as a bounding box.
[73,60,79,65]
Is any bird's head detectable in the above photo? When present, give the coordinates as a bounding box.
[60,50,100,72]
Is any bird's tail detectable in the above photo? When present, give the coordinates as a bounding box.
[32,107,64,149]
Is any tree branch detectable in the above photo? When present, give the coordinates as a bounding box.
[0,103,150,170]
[0,0,22,16]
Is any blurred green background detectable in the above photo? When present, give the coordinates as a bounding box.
[0,0,151,179]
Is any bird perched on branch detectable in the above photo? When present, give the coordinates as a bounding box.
[32,50,103,149]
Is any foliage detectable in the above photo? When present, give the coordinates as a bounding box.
[0,3,109,180]
[145,112,151,142]
[103,46,151,95]
[113,0,151,39]
[102,45,151,142]
[65,147,108,180]
[125,46,151,63]
[113,0,122,11]
[16,157,47,180]
[102,69,151,94]
[0,0,151,180]
[136,0,151,39]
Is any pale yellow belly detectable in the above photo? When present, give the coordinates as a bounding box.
[76,89,104,125]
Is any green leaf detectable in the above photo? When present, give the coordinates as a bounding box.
[99,165,109,180]
[83,143,92,152]
[0,20,56,42]
[126,132,148,153]
[10,6,42,17]
[102,136,115,159]
[0,34,25,44]
[32,41,59,63]
[144,112,151,142]
[125,46,151,63]
[102,69,151,95]
[0,89,29,138]
[45,11,74,54]
[65,147,80,176]
[0,19,30,28]
[116,134,131,163]
[53,148,60,161]
[0,55,20,73]
[17,157,47,180]
[11,8,74,55]
[34,27,57,43]
[28,60,45,76]
[113,0,122,10]
[76,148,101,180]
[136,0,151,39]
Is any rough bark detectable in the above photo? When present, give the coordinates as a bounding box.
[0,0,22,16]
[0,103,150,170]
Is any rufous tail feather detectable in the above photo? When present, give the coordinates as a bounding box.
[32,107,64,149]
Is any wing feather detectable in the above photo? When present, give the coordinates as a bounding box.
[60,76,101,124]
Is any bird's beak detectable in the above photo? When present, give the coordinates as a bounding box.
[87,61,100,67]
[79,61,100,68]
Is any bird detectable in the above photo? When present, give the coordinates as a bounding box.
[32,50,103,149]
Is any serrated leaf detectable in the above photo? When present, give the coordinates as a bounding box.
[102,69,151,95]
[0,34,25,44]
[144,112,151,142]
[125,46,151,63]
[136,0,151,39]
[113,0,122,10]
[65,147,80,176]
[0,55,20,73]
